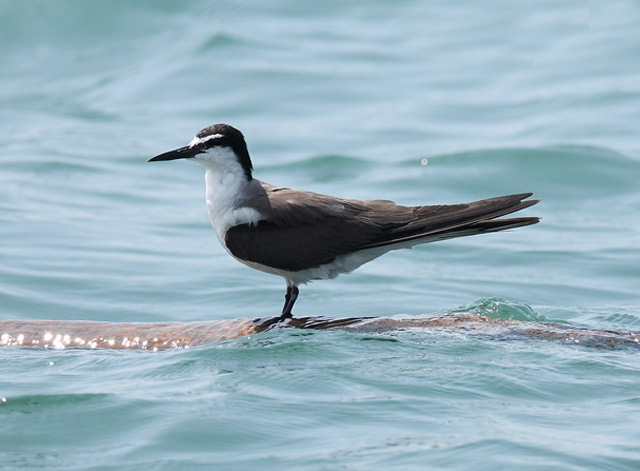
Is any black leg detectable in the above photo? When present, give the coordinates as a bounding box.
[281,286,292,315]
[280,286,299,320]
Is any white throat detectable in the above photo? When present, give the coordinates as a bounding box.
[192,147,262,246]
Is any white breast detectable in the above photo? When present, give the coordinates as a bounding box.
[204,169,263,247]
[190,144,264,249]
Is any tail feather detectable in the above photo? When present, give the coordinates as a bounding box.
[419,216,540,244]
[362,193,539,249]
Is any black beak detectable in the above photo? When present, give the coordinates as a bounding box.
[147,145,202,162]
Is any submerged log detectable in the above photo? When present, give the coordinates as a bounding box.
[1,313,638,350]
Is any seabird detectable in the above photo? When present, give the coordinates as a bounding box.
[149,124,539,320]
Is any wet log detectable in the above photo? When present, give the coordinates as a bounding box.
[1,313,638,350]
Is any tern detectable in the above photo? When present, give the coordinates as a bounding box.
[149,124,539,320]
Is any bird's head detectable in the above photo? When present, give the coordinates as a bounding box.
[148,123,253,180]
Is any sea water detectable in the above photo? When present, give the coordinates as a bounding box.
[1,1,639,469]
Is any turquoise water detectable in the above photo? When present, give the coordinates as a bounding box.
[2,0,640,469]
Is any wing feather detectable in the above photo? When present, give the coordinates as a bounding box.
[225,183,539,272]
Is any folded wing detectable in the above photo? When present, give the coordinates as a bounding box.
[224,187,539,272]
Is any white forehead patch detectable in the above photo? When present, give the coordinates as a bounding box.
[189,133,223,148]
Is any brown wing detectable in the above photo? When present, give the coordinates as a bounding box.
[225,185,539,272]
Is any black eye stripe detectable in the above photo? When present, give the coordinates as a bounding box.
[201,136,228,148]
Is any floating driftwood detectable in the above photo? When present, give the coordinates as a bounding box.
[1,313,638,350]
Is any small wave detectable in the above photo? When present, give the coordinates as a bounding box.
[197,33,242,51]
[452,296,547,322]
[413,145,640,200]
[1,393,111,413]
[16,160,103,175]
[262,154,374,182]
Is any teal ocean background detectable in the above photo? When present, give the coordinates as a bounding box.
[2,1,640,469]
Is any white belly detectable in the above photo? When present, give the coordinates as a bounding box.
[231,246,391,286]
